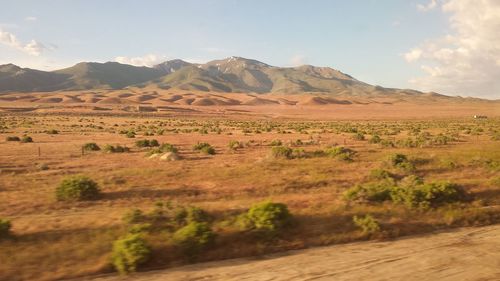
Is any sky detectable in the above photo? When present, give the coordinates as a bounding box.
[0,0,499,99]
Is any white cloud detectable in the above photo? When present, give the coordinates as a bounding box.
[115,54,167,67]
[289,55,308,66]
[417,0,438,12]
[0,28,45,56]
[404,48,423,62]
[405,0,500,99]
[25,16,37,22]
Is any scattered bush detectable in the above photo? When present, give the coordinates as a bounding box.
[112,234,151,274]
[173,222,215,257]
[0,218,12,239]
[123,209,145,224]
[369,169,393,180]
[228,140,243,151]
[46,129,59,134]
[55,176,101,201]
[239,201,292,235]
[353,133,365,141]
[103,145,130,153]
[388,153,415,171]
[147,143,178,156]
[82,142,100,151]
[270,146,293,159]
[270,139,283,146]
[135,139,159,148]
[5,136,20,141]
[324,146,355,161]
[353,215,380,234]
[126,131,136,138]
[344,180,395,202]
[193,142,215,155]
[20,136,33,143]
[369,135,381,144]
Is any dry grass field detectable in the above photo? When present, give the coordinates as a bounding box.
[0,104,499,280]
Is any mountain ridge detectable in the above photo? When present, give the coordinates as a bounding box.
[0,57,468,99]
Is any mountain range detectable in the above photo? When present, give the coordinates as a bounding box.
[0,57,443,98]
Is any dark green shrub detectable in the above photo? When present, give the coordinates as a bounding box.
[353,215,380,234]
[123,209,145,224]
[21,136,33,143]
[55,176,101,201]
[270,139,283,146]
[271,146,293,159]
[228,140,243,151]
[240,201,292,234]
[193,142,215,155]
[388,153,415,171]
[0,218,12,238]
[135,139,159,148]
[173,222,215,257]
[324,146,355,161]
[112,234,151,274]
[369,169,393,180]
[5,136,20,141]
[391,181,466,208]
[83,142,100,151]
[103,145,130,153]
[344,180,395,202]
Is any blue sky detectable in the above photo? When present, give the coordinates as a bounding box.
[1,0,498,98]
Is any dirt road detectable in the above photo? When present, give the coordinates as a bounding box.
[88,224,500,281]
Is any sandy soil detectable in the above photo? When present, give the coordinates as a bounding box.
[87,224,500,281]
[1,89,499,119]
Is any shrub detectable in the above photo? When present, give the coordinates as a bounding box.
[46,129,59,134]
[135,139,159,148]
[369,135,381,144]
[391,181,467,208]
[271,146,293,159]
[82,142,100,151]
[388,153,415,171]
[324,146,355,161]
[20,136,33,143]
[0,218,12,238]
[228,140,243,151]
[344,180,395,202]
[112,234,151,274]
[353,133,365,141]
[369,169,393,180]
[123,209,145,224]
[5,136,20,141]
[353,215,380,234]
[103,145,130,153]
[193,142,215,155]
[270,139,282,146]
[147,143,178,155]
[240,201,292,235]
[126,131,136,138]
[55,176,101,201]
[173,222,215,257]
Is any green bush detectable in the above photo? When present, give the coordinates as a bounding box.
[369,169,393,180]
[353,215,380,234]
[344,180,395,202]
[193,142,215,155]
[82,142,100,151]
[240,201,292,235]
[135,139,159,148]
[271,146,293,159]
[112,234,151,274]
[388,153,415,171]
[126,131,136,138]
[0,218,12,238]
[228,140,243,151]
[20,136,33,143]
[123,209,145,224]
[391,181,466,208]
[369,135,382,144]
[270,139,283,146]
[173,222,215,257]
[103,145,130,153]
[5,136,20,141]
[55,176,101,201]
[147,143,178,156]
[324,146,355,161]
